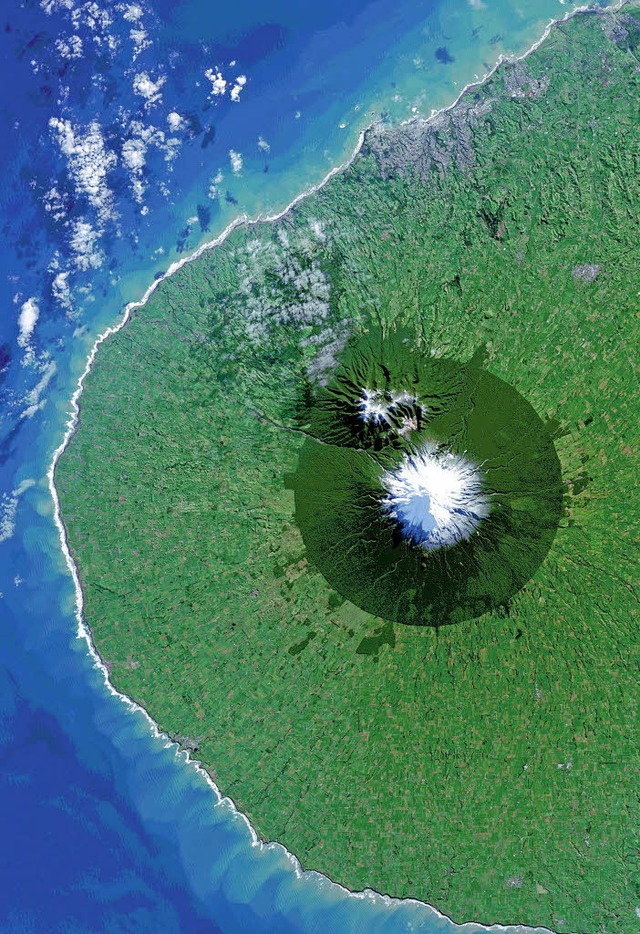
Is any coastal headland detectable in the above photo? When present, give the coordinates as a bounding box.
[55,7,640,932]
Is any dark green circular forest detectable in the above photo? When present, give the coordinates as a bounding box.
[291,328,563,626]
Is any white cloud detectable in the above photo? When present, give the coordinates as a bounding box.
[55,35,83,60]
[69,220,103,270]
[208,169,223,200]
[50,116,76,156]
[44,187,69,223]
[132,71,166,107]
[0,480,36,543]
[49,117,117,224]
[230,74,247,102]
[42,0,118,54]
[310,219,325,241]
[258,135,270,153]
[52,271,72,310]
[231,234,333,349]
[122,136,146,172]
[20,359,57,419]
[205,67,248,102]
[167,111,185,132]
[229,149,243,175]
[468,0,486,8]
[121,121,181,203]
[71,2,118,53]
[130,26,150,58]
[41,0,75,13]
[21,401,46,419]
[17,298,39,349]
[122,4,150,57]
[122,3,143,21]
[205,68,227,98]
[162,137,181,162]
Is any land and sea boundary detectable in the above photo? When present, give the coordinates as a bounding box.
[52,5,639,932]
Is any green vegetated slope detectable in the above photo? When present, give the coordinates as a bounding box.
[57,9,640,932]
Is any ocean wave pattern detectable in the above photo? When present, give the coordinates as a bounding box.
[0,0,613,930]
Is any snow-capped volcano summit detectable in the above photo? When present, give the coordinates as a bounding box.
[382,443,491,550]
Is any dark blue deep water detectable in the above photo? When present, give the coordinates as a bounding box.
[0,1,599,930]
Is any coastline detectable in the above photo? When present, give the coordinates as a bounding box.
[47,3,626,929]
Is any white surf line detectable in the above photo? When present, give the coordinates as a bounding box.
[46,2,624,928]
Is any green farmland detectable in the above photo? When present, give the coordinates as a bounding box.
[57,8,640,932]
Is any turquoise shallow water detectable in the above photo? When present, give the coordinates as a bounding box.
[0,0,609,930]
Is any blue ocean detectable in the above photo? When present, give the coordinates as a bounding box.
[0,1,605,930]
